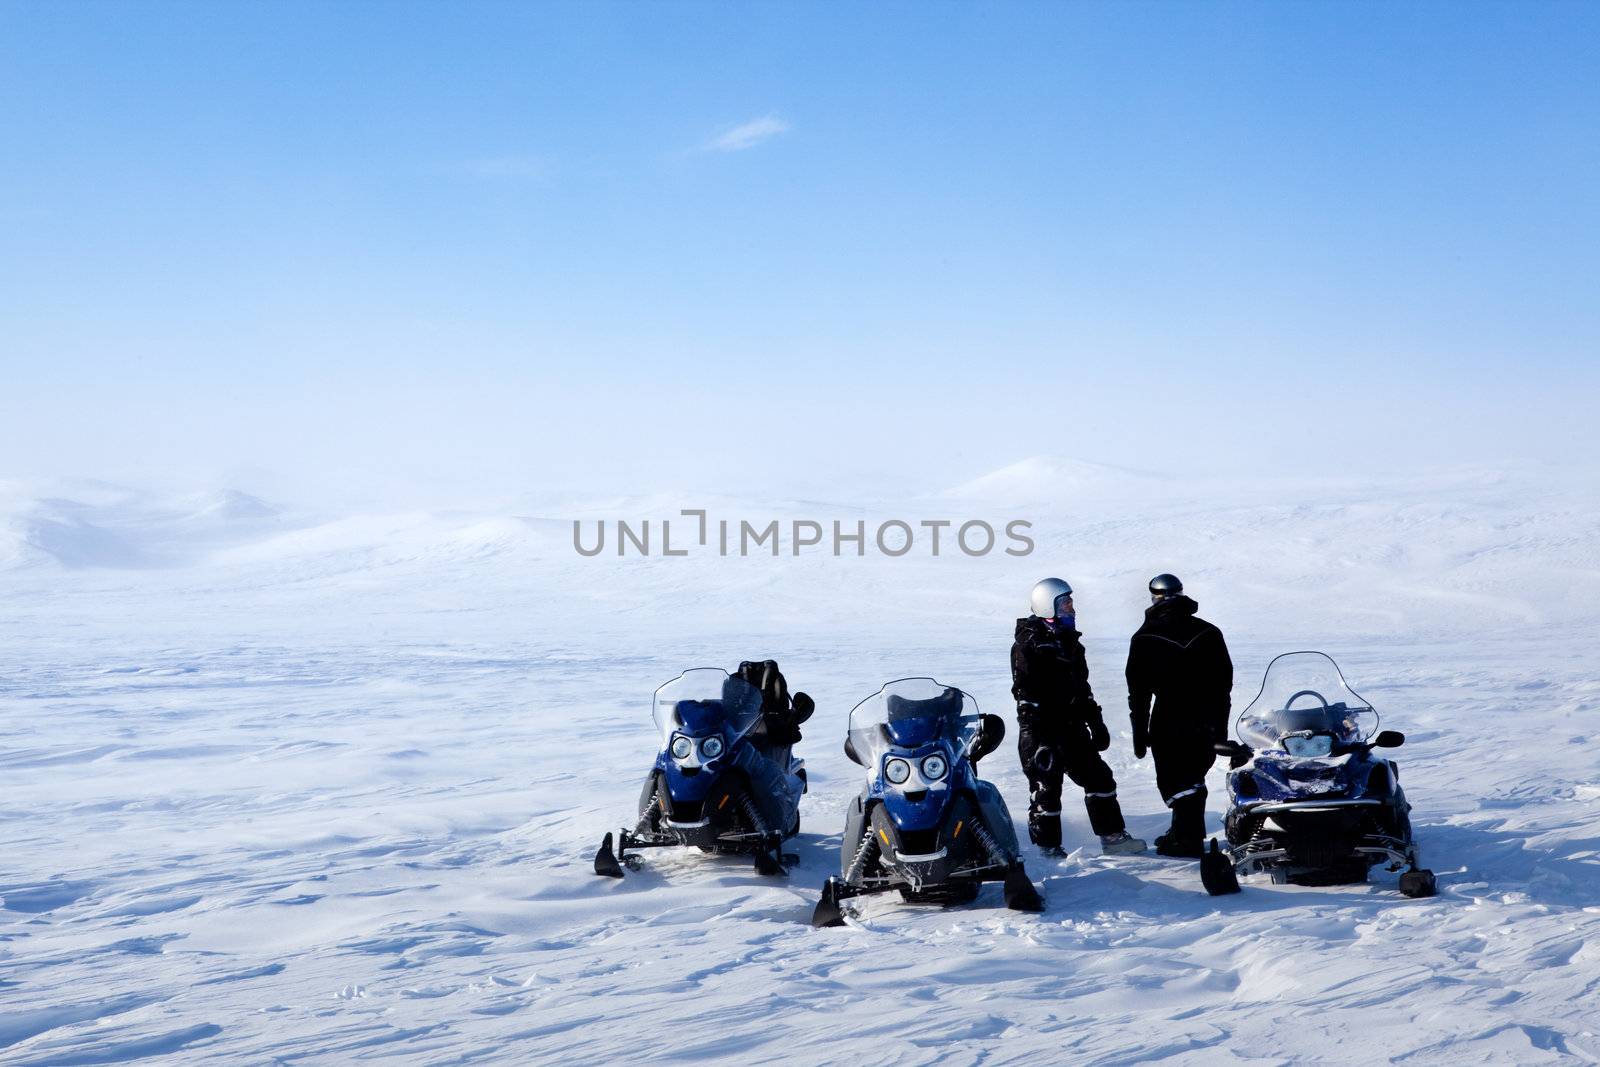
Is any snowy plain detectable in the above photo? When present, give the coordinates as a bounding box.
[1,459,1598,1064]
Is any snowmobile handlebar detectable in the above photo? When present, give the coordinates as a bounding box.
[1215,731,1403,765]
[1214,739,1253,769]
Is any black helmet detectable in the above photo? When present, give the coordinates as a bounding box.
[1148,573,1183,598]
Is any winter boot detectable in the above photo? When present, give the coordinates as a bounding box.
[1155,792,1207,857]
[1027,808,1063,851]
[1153,832,1205,858]
[1099,831,1146,855]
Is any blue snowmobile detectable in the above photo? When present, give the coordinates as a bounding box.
[595,662,812,878]
[811,678,1043,927]
[1200,651,1436,898]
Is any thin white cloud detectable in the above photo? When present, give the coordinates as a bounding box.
[704,115,790,153]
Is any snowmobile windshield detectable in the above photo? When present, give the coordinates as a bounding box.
[846,677,980,775]
[1236,651,1378,750]
[652,668,765,747]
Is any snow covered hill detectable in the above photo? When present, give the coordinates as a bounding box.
[1,462,1597,1063]
[944,455,1170,503]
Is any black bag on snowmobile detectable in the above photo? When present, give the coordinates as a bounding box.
[736,659,815,749]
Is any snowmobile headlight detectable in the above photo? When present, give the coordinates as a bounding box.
[1283,733,1333,758]
[920,754,948,781]
[670,735,694,760]
[700,735,725,759]
[884,758,911,785]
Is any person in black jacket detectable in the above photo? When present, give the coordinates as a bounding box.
[1125,573,1233,857]
[1012,578,1146,857]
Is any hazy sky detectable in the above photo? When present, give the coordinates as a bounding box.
[3,3,1596,502]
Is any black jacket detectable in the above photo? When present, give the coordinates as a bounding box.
[1011,617,1104,731]
[1125,596,1233,742]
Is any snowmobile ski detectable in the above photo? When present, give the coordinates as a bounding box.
[594,831,624,878]
[1398,867,1437,898]
[1200,838,1241,895]
[1002,862,1045,912]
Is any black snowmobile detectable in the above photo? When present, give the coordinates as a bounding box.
[595,660,813,878]
[811,678,1043,927]
[1200,651,1436,898]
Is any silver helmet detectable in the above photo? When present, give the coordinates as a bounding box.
[1148,573,1183,599]
[1029,577,1073,618]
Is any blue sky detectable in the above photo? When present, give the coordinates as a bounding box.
[3,3,1596,500]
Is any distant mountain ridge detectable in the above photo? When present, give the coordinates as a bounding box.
[944,456,1168,503]
[0,487,284,569]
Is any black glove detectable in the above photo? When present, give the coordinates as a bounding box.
[1130,713,1148,759]
[1228,743,1254,770]
[1088,719,1110,752]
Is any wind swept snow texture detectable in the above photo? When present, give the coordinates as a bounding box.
[1,463,1598,1064]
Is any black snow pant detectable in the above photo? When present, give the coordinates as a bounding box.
[1151,738,1216,843]
[1018,718,1126,847]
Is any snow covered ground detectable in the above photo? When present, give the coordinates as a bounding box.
[2,461,1598,1064]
